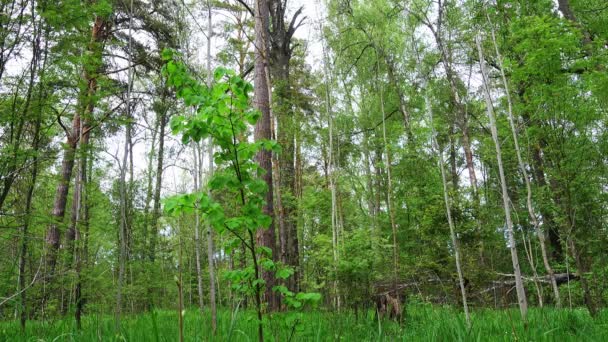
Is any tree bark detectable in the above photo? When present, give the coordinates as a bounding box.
[484,18,561,307]
[205,0,217,332]
[426,92,471,327]
[254,0,279,313]
[148,99,167,266]
[193,143,205,313]
[377,67,399,293]
[477,35,527,321]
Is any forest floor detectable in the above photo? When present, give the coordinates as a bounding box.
[1,304,607,341]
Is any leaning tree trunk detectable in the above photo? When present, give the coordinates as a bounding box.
[484,16,561,307]
[44,14,109,313]
[427,93,471,327]
[477,35,528,321]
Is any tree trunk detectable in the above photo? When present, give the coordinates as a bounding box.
[377,68,399,293]
[205,0,217,332]
[477,35,527,321]
[429,8,478,197]
[116,119,130,331]
[45,115,79,275]
[18,114,41,331]
[149,101,166,266]
[44,14,108,312]
[193,143,205,313]
[426,92,471,327]
[254,0,279,314]
[206,140,217,333]
[484,18,561,307]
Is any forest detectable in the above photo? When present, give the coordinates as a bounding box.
[0,0,607,340]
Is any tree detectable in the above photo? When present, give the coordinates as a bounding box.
[253,0,279,311]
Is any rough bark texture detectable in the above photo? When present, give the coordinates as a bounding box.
[254,0,279,312]
[45,117,79,274]
[268,0,302,294]
[45,15,109,301]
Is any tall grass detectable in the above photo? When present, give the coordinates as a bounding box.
[1,305,606,341]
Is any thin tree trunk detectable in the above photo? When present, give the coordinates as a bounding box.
[319,26,340,310]
[18,113,41,332]
[149,95,167,266]
[177,218,184,342]
[116,120,130,331]
[193,143,205,313]
[377,68,399,293]
[206,140,217,333]
[17,1,44,327]
[476,35,527,321]
[206,0,217,332]
[484,16,561,307]
[426,92,471,327]
[427,6,479,197]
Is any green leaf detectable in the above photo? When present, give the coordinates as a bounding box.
[276,267,294,280]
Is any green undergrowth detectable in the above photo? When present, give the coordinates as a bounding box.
[1,305,606,341]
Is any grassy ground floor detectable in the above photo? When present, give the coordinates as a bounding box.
[1,304,607,341]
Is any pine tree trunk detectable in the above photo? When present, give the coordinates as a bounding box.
[254,0,278,315]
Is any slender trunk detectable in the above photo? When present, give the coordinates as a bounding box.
[193,143,205,313]
[17,1,44,327]
[116,120,130,331]
[426,92,471,327]
[142,117,158,258]
[477,35,527,321]
[320,32,340,310]
[74,145,88,329]
[377,69,399,292]
[485,17,561,306]
[429,12,478,197]
[205,1,217,331]
[117,0,134,326]
[149,103,166,267]
[18,117,41,331]
[207,140,217,334]
[384,56,413,141]
[177,219,184,342]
